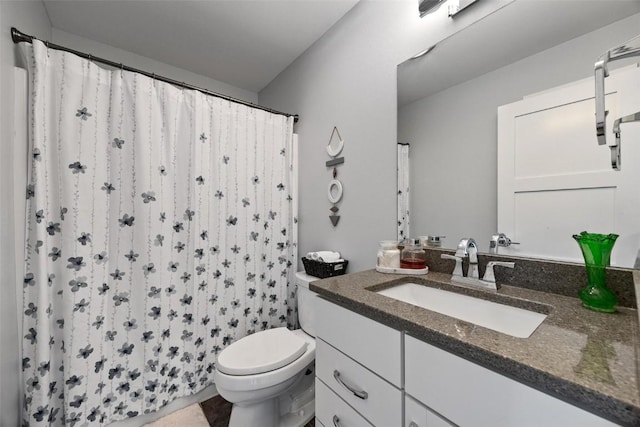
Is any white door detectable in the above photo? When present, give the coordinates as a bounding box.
[497,65,640,268]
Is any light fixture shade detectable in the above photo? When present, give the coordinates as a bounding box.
[419,0,445,17]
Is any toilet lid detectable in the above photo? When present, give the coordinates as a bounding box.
[216,327,308,375]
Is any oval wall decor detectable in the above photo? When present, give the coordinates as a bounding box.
[327,179,343,204]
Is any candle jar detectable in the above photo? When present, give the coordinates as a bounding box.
[377,241,400,268]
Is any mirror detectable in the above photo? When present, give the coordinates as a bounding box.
[398,0,640,268]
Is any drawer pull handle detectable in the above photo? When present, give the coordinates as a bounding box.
[333,369,368,400]
[333,415,341,426]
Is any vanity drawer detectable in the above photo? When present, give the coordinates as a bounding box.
[317,338,402,427]
[405,394,455,427]
[316,378,373,427]
[404,336,616,427]
[315,297,402,386]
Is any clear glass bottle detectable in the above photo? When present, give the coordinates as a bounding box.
[377,241,400,268]
[400,238,427,269]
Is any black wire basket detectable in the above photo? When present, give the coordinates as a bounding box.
[301,257,348,279]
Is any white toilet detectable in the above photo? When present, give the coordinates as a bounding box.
[213,272,318,427]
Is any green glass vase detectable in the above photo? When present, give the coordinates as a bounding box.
[572,231,619,313]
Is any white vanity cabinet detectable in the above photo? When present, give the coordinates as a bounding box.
[405,394,455,427]
[316,380,373,427]
[404,336,616,427]
[314,297,616,427]
[314,297,403,427]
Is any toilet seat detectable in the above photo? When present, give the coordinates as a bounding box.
[214,329,315,393]
[217,327,308,375]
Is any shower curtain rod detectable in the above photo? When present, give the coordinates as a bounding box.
[11,27,299,123]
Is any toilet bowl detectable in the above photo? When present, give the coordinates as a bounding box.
[213,272,318,427]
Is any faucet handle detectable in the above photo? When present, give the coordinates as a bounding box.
[482,261,515,284]
[441,254,463,277]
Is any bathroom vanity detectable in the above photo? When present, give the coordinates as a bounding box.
[310,258,639,426]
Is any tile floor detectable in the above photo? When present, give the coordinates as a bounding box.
[145,395,314,427]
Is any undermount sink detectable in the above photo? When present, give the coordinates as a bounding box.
[376,282,547,338]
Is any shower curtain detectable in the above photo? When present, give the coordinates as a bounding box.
[397,144,410,241]
[20,40,296,426]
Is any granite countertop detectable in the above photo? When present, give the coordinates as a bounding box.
[310,269,640,426]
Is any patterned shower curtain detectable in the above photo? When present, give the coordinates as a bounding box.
[20,40,296,426]
[397,143,410,241]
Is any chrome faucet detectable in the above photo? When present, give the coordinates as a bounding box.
[455,238,479,279]
[441,237,515,291]
[489,233,519,255]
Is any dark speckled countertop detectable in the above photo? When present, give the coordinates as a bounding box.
[310,269,640,426]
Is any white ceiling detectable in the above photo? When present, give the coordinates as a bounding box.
[43,0,359,93]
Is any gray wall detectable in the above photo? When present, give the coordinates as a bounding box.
[398,12,640,252]
[259,0,510,273]
[51,29,258,104]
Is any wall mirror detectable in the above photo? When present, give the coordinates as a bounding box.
[397,0,640,268]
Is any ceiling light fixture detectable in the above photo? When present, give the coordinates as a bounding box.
[419,0,446,17]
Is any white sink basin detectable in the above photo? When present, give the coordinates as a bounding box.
[376,283,547,338]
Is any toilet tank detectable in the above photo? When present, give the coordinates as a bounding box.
[296,271,319,337]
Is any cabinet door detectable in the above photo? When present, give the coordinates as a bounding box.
[317,338,402,427]
[316,379,373,427]
[315,297,402,387]
[405,336,616,426]
[405,395,456,427]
